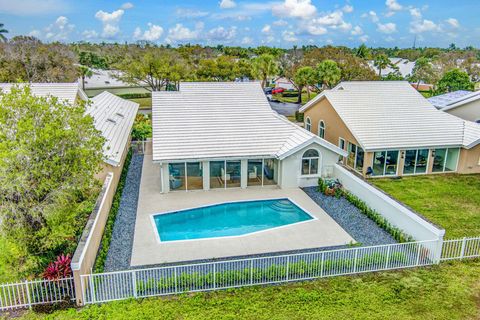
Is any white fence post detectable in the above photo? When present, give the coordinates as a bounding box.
[213,263,216,289]
[174,267,178,293]
[89,275,95,304]
[460,237,467,259]
[286,256,290,281]
[416,243,422,266]
[320,252,325,277]
[24,280,31,309]
[353,249,359,273]
[385,246,391,269]
[250,260,254,285]
[132,271,137,298]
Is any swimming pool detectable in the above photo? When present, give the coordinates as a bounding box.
[152,199,314,242]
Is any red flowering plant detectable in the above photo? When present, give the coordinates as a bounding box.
[43,254,72,281]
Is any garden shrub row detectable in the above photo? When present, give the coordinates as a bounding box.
[318,178,414,243]
[117,92,151,99]
[93,149,133,273]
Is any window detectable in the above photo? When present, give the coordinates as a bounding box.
[302,149,320,175]
[433,148,460,172]
[305,117,311,132]
[318,121,325,139]
[169,163,186,190]
[169,162,203,191]
[226,161,241,188]
[346,142,364,173]
[247,159,278,186]
[338,138,345,162]
[403,149,429,175]
[373,150,399,176]
[210,161,225,189]
[186,162,203,190]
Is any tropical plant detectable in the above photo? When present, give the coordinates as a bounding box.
[78,65,93,90]
[0,23,8,43]
[316,59,341,89]
[411,57,437,87]
[355,44,371,59]
[373,54,391,77]
[132,114,152,140]
[43,254,72,280]
[252,53,279,88]
[293,66,316,103]
[437,68,474,93]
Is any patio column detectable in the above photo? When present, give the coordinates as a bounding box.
[161,163,170,193]
[397,150,406,177]
[240,159,248,189]
[202,161,210,191]
[427,149,434,174]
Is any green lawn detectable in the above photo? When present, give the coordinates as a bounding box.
[128,97,151,109]
[273,92,318,105]
[370,174,480,238]
[13,260,480,320]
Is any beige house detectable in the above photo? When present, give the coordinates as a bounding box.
[429,90,480,123]
[299,81,480,177]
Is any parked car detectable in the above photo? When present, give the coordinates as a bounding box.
[272,87,285,94]
[264,87,273,94]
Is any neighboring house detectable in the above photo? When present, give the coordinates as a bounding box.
[0,83,138,182]
[273,77,296,90]
[429,90,480,123]
[411,83,434,93]
[299,81,480,177]
[369,58,415,78]
[151,82,346,193]
[81,68,149,97]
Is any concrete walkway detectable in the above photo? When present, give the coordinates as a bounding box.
[131,156,354,266]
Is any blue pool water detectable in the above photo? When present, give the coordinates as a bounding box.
[153,199,313,242]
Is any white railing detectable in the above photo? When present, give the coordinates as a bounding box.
[0,277,75,311]
[441,237,480,261]
[80,240,438,304]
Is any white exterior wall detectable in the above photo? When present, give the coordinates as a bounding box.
[445,100,480,122]
[333,164,445,241]
[280,142,341,189]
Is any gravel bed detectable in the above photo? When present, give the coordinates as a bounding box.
[104,153,144,272]
[302,187,397,246]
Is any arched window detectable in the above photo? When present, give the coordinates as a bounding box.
[305,117,311,132]
[318,120,325,139]
[301,149,320,175]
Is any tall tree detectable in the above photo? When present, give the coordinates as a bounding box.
[373,54,391,77]
[252,54,279,88]
[0,85,104,278]
[437,69,474,93]
[411,57,437,87]
[294,66,316,103]
[78,65,93,90]
[0,23,8,43]
[316,60,341,89]
[278,47,303,91]
[355,44,371,59]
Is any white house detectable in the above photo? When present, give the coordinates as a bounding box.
[429,90,480,123]
[151,82,346,193]
[368,58,415,78]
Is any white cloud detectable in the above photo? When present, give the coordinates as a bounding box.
[0,0,68,16]
[133,23,164,41]
[362,10,379,23]
[95,9,125,38]
[82,29,98,39]
[359,34,369,43]
[272,0,317,19]
[377,22,397,34]
[282,30,298,42]
[385,36,395,42]
[306,25,328,35]
[410,19,440,33]
[351,26,363,36]
[262,24,272,34]
[273,19,288,26]
[28,29,41,38]
[385,0,403,15]
[176,8,209,18]
[445,18,460,29]
[43,15,75,41]
[409,7,421,19]
[306,10,351,33]
[165,23,202,43]
[121,2,134,10]
[206,26,237,41]
[241,36,253,45]
[219,0,236,9]
[342,5,353,13]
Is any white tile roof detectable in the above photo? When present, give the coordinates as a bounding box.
[87,91,139,166]
[300,81,480,150]
[428,90,480,111]
[152,82,345,162]
[81,68,144,89]
[0,82,87,104]
[368,58,415,78]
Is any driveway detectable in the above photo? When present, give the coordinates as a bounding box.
[269,100,301,116]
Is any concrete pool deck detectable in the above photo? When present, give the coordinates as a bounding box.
[131,156,355,266]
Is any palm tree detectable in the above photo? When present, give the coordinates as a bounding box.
[373,54,390,77]
[0,23,8,43]
[316,60,341,89]
[294,66,316,104]
[252,54,279,88]
[78,65,93,91]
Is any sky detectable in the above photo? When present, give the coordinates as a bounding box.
[0,0,479,48]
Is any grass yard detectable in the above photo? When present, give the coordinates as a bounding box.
[370,174,480,238]
[128,97,151,109]
[12,260,480,320]
[273,92,318,105]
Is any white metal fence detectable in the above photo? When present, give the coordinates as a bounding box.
[2,237,480,310]
[80,240,439,304]
[0,277,75,311]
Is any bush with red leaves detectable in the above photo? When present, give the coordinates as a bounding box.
[43,254,72,280]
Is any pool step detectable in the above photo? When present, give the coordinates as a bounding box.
[269,200,297,213]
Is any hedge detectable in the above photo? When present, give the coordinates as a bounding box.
[117,93,152,99]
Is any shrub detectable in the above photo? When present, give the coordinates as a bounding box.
[117,92,151,99]
[132,114,152,140]
[43,254,72,280]
[295,111,304,122]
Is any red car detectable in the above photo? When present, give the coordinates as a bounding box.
[272,87,285,94]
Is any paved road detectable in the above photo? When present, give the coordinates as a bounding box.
[268,100,302,117]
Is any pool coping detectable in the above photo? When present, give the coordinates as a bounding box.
[149,197,317,244]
